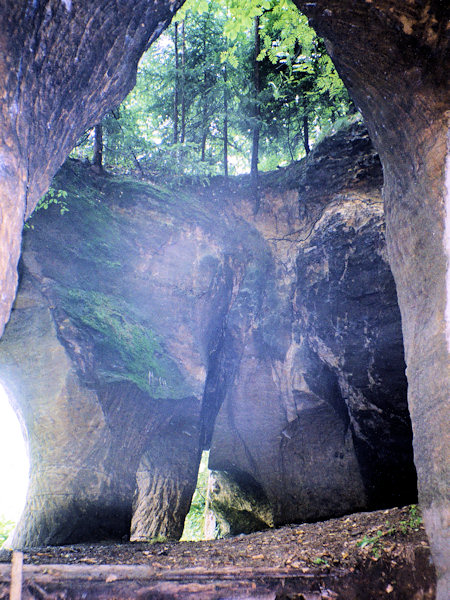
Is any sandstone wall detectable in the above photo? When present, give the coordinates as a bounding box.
[0,124,417,546]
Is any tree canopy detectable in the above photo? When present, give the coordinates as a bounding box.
[71,0,357,181]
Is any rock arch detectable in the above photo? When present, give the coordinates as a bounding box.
[0,1,448,596]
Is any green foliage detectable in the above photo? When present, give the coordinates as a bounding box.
[356,505,423,559]
[398,504,422,534]
[357,530,384,558]
[38,187,69,213]
[147,535,168,544]
[25,187,69,229]
[0,515,15,547]
[181,451,209,541]
[312,556,330,566]
[71,0,354,178]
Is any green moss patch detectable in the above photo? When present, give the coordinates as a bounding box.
[59,288,186,398]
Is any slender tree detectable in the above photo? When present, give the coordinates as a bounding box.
[174,21,180,145]
[181,19,186,145]
[92,123,104,171]
[223,64,228,177]
[250,15,261,181]
[302,113,310,154]
[200,21,209,162]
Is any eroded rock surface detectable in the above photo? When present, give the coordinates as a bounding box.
[1,164,242,545]
[0,0,187,337]
[207,124,415,531]
[0,124,416,547]
[293,4,450,596]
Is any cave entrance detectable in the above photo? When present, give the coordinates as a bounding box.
[0,383,29,547]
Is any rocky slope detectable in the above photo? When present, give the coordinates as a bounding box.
[0,123,416,546]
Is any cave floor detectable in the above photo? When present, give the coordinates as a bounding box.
[0,505,436,599]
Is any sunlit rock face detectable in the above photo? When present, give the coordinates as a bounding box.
[0,124,416,546]
[1,167,240,545]
[0,161,261,546]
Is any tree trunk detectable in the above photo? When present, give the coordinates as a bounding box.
[250,15,261,182]
[223,65,228,177]
[201,36,208,162]
[92,123,104,171]
[201,95,208,161]
[181,19,186,145]
[286,104,294,162]
[173,21,179,146]
[303,114,310,155]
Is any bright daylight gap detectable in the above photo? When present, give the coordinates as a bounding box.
[0,383,29,546]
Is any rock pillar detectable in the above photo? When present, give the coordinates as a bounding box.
[295,1,449,595]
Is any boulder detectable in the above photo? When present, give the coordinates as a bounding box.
[205,470,274,538]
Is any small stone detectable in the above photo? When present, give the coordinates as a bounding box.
[386,583,394,593]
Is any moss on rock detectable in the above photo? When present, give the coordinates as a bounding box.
[58,287,186,397]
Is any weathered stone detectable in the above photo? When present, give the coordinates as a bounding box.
[0,273,128,546]
[205,471,274,538]
[0,124,417,547]
[1,163,238,545]
[292,4,449,596]
[208,124,415,528]
[0,0,184,335]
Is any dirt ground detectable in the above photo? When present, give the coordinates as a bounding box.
[0,505,436,599]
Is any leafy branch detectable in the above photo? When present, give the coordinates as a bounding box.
[25,187,69,229]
